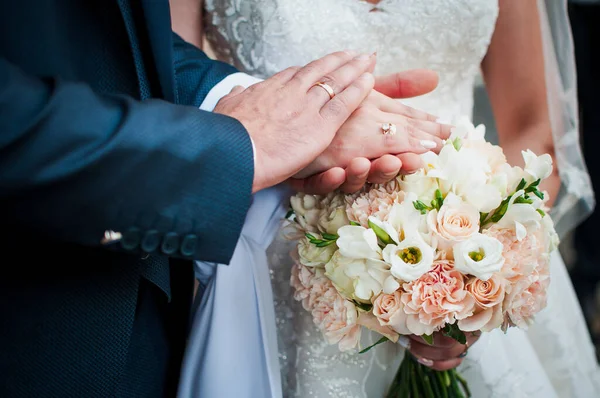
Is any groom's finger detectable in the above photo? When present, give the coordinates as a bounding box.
[366,155,402,184]
[339,157,372,193]
[374,69,439,99]
[307,53,377,107]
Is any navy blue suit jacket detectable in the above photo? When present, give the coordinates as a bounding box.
[0,0,253,396]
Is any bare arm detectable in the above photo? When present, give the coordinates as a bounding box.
[170,0,204,48]
[481,0,559,205]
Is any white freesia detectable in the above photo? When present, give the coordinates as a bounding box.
[336,226,382,259]
[298,236,337,267]
[367,216,400,244]
[522,149,553,182]
[386,193,427,238]
[453,233,504,280]
[496,190,543,241]
[491,164,525,197]
[427,144,502,212]
[383,233,435,282]
[541,214,560,252]
[448,117,486,141]
[325,252,390,303]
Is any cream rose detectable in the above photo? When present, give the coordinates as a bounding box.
[298,236,336,267]
[427,193,479,248]
[372,291,411,335]
[453,233,504,280]
[458,275,506,332]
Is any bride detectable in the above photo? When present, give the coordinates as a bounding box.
[174,0,600,397]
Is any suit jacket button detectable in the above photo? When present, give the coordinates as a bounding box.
[161,232,180,255]
[141,230,160,252]
[121,227,142,250]
[180,234,198,257]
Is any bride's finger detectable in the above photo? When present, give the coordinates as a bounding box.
[366,155,402,184]
[373,92,438,121]
[396,153,423,174]
[339,157,372,193]
[407,118,453,140]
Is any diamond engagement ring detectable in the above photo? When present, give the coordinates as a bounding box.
[382,122,397,135]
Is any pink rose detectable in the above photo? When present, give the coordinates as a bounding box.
[345,185,403,227]
[427,193,479,248]
[372,291,411,335]
[398,260,475,335]
[312,287,361,351]
[458,275,506,332]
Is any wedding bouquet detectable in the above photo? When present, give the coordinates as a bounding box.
[285,118,558,397]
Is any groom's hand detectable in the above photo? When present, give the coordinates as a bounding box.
[214,51,377,193]
[291,70,443,194]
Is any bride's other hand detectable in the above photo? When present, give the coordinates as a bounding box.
[292,89,452,180]
[404,332,481,371]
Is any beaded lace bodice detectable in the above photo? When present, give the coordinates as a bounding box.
[204,0,499,120]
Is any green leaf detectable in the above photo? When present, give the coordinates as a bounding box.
[452,137,462,151]
[316,240,336,247]
[359,336,389,354]
[442,324,467,345]
[421,334,434,345]
[285,209,294,219]
[490,197,510,223]
[305,233,317,241]
[516,178,527,191]
[368,219,394,245]
[321,233,339,241]
[350,221,361,226]
[353,300,373,312]
[479,212,488,226]
[536,208,546,217]
[530,178,541,187]
[435,189,444,208]
[533,190,545,200]
[413,200,430,215]
[514,196,533,205]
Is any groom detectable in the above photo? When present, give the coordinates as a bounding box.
[0,1,450,397]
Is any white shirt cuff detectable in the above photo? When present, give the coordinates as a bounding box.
[199,72,263,165]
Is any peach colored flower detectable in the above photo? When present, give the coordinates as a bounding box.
[345,185,403,227]
[312,286,361,351]
[458,275,506,332]
[502,257,550,330]
[398,260,475,335]
[373,291,404,327]
[290,263,330,311]
[427,193,479,248]
[483,225,541,285]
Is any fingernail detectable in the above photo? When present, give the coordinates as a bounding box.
[383,171,398,178]
[420,140,437,149]
[397,336,411,350]
[370,51,377,58]
[354,53,371,61]
[418,357,434,367]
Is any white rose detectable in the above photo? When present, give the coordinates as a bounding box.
[453,233,504,280]
[336,226,382,260]
[382,233,435,282]
[427,193,479,248]
[399,170,439,202]
[325,251,390,303]
[522,149,553,182]
[290,193,321,231]
[298,236,336,267]
[318,206,349,235]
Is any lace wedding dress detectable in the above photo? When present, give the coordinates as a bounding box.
[195,0,600,396]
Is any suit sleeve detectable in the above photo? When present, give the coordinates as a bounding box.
[0,57,254,264]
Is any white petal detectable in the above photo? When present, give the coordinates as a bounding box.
[515,221,527,241]
[383,276,400,294]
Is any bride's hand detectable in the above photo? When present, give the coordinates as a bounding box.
[401,332,481,371]
[292,89,452,184]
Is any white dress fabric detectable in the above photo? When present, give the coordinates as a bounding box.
[181,0,600,397]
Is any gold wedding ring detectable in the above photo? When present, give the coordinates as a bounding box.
[312,82,335,99]
[382,122,397,136]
